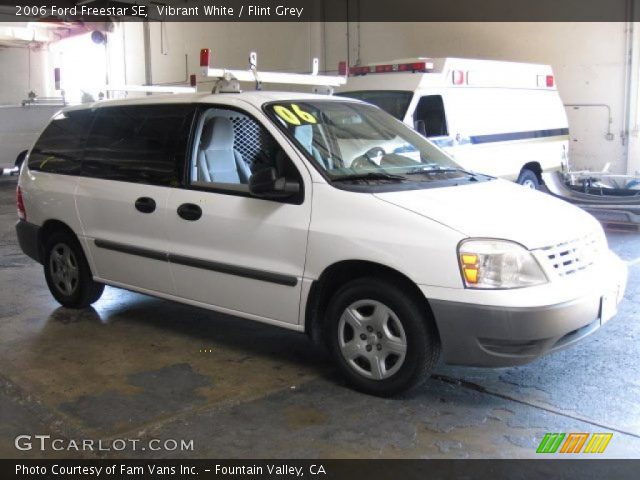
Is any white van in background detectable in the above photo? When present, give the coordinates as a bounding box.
[337,58,569,188]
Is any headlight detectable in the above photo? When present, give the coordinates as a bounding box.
[458,239,548,289]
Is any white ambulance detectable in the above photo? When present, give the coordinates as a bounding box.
[337,58,569,189]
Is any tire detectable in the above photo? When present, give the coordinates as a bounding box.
[517,168,540,189]
[43,230,104,308]
[325,278,440,397]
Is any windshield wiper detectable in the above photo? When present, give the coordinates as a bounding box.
[405,166,487,181]
[332,172,407,182]
[404,166,461,175]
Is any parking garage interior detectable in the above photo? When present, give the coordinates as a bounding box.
[1,3,640,466]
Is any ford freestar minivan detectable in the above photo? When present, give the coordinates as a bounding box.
[16,92,627,396]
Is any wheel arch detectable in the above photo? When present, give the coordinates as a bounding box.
[38,219,80,262]
[304,260,439,347]
[520,162,543,183]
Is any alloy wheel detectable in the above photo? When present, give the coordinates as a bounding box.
[49,243,79,296]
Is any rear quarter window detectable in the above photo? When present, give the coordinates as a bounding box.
[28,109,94,175]
[82,104,195,186]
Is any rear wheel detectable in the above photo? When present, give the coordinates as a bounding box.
[43,230,104,308]
[326,278,439,396]
[517,168,540,189]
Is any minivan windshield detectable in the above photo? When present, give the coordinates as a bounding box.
[265,100,477,185]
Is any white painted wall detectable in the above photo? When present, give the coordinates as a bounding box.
[626,23,640,176]
[0,46,48,105]
[108,22,315,92]
[0,46,56,167]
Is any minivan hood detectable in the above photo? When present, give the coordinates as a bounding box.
[374,179,600,249]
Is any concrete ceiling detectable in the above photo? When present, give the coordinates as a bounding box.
[0,0,118,48]
[0,20,111,48]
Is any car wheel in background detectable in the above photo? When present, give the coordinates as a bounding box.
[517,168,540,189]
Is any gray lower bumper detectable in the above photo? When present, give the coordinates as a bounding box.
[430,295,603,367]
[16,220,41,263]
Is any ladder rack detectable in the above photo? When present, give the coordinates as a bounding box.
[200,49,346,92]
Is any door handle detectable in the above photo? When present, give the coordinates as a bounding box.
[135,197,156,214]
[177,203,202,221]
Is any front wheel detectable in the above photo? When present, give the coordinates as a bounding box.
[326,278,440,396]
[517,168,540,189]
[43,231,104,308]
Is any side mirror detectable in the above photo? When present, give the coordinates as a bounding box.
[414,119,427,137]
[249,167,300,199]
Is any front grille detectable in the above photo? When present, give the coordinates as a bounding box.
[538,233,603,277]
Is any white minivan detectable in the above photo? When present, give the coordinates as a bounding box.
[337,57,569,189]
[16,91,626,396]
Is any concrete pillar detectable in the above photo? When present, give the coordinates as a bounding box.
[627,21,640,175]
[143,21,152,87]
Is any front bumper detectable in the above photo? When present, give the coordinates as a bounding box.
[426,253,627,367]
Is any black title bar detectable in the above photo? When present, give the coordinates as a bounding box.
[5,459,640,480]
[1,0,640,22]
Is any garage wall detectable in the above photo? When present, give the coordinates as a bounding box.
[0,46,54,166]
[324,22,632,174]
[0,46,48,105]
[111,22,317,91]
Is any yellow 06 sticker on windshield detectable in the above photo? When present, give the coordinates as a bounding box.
[291,104,316,123]
[274,104,317,125]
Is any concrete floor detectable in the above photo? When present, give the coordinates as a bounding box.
[1,174,639,459]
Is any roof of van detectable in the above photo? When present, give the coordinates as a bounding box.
[62,91,359,112]
[387,57,552,73]
[339,57,556,92]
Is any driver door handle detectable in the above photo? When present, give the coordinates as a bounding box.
[177,203,202,221]
[135,197,156,214]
